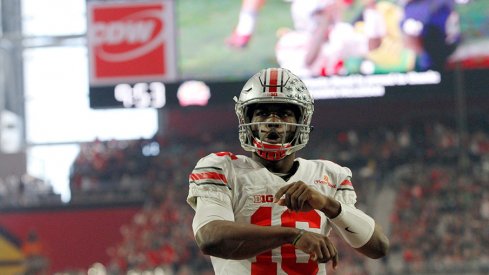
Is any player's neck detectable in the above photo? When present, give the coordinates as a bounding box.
[252,153,296,174]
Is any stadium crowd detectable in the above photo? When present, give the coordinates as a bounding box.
[69,117,489,274]
[2,117,489,274]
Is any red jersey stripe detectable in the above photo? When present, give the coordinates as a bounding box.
[189,172,228,184]
[340,179,352,186]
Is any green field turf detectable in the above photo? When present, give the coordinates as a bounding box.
[177,0,292,81]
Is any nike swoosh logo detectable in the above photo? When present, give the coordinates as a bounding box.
[345,227,357,234]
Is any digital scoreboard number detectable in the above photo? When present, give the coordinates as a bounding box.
[114,82,166,108]
[89,82,173,109]
[89,80,215,109]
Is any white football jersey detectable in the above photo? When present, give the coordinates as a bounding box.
[187,152,357,275]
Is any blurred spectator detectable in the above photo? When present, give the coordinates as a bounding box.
[22,229,49,275]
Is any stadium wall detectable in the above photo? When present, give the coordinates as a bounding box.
[0,204,141,273]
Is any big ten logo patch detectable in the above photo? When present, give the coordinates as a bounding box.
[253,194,274,203]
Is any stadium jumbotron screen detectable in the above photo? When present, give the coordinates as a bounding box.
[88,0,489,108]
[177,0,487,96]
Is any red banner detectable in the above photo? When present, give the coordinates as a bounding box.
[87,0,177,85]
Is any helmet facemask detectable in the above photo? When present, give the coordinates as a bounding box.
[235,68,314,161]
[240,120,307,161]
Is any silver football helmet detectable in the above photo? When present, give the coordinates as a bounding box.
[234,68,314,161]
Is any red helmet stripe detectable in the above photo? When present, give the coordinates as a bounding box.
[261,68,284,96]
[269,68,278,93]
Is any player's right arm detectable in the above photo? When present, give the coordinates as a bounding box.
[194,199,294,260]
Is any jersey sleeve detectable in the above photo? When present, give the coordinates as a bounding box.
[324,164,358,236]
[187,152,234,210]
[192,196,235,235]
[333,166,357,206]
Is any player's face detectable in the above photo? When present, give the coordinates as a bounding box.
[250,104,298,144]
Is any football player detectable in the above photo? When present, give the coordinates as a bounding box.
[225,0,338,49]
[400,0,460,71]
[276,0,388,77]
[187,68,389,274]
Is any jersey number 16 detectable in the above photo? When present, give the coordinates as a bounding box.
[251,206,321,275]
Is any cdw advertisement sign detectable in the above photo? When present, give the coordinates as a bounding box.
[87,0,177,85]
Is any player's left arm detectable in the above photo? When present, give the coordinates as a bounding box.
[274,181,389,259]
[353,222,389,259]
